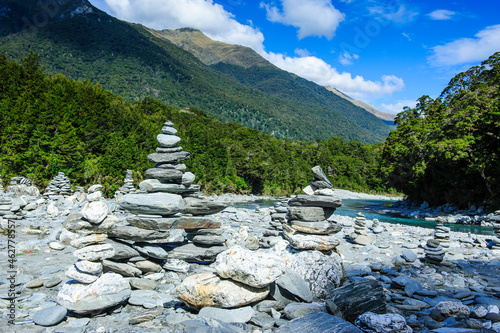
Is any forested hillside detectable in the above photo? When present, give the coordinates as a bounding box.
[0,0,390,143]
[0,54,388,196]
[381,52,500,208]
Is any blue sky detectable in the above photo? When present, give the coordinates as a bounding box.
[89,0,500,114]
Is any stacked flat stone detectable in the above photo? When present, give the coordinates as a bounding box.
[58,198,131,315]
[283,166,342,251]
[0,197,12,218]
[44,172,74,197]
[371,218,384,234]
[116,121,227,266]
[348,212,374,246]
[118,169,136,194]
[424,239,446,264]
[5,177,39,196]
[0,178,4,194]
[270,197,289,228]
[434,221,451,248]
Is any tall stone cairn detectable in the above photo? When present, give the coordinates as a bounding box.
[490,211,500,249]
[44,172,74,197]
[118,169,136,194]
[114,121,227,267]
[283,165,342,251]
[0,178,4,194]
[6,176,40,196]
[424,239,446,265]
[434,221,451,248]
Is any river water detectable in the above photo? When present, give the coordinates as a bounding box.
[234,198,494,236]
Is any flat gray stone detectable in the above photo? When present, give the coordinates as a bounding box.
[288,195,342,208]
[284,302,327,320]
[156,134,181,147]
[276,312,362,333]
[198,306,255,323]
[32,305,67,327]
[118,193,184,216]
[108,225,170,242]
[183,197,226,216]
[145,168,183,182]
[148,151,190,164]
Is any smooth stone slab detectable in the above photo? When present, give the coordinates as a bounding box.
[215,245,285,288]
[287,207,328,222]
[288,195,342,208]
[145,168,183,182]
[172,317,247,333]
[44,277,62,288]
[284,302,327,320]
[161,126,177,135]
[311,165,332,185]
[75,260,103,275]
[175,272,269,310]
[102,260,142,277]
[66,265,99,284]
[198,306,255,323]
[32,305,67,327]
[163,259,191,273]
[275,269,313,303]
[127,215,173,230]
[74,243,115,261]
[139,179,200,194]
[134,260,162,273]
[108,225,170,242]
[167,243,227,263]
[289,220,342,235]
[148,151,190,164]
[106,239,140,260]
[118,192,184,216]
[157,134,181,147]
[276,312,362,333]
[171,216,221,230]
[133,243,170,259]
[129,277,158,290]
[181,172,196,186]
[57,273,131,315]
[187,234,226,245]
[183,197,226,216]
[70,234,108,249]
[355,312,412,333]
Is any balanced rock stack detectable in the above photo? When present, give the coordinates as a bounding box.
[371,218,384,234]
[283,165,342,251]
[44,172,74,197]
[434,221,451,248]
[270,197,289,228]
[349,212,374,246]
[58,200,131,314]
[6,176,40,196]
[118,169,136,194]
[491,218,500,250]
[424,239,446,265]
[117,121,227,264]
[0,178,4,194]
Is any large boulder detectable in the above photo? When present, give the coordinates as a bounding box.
[57,273,131,314]
[325,280,386,323]
[288,250,345,300]
[215,245,285,288]
[175,272,268,310]
[118,193,184,216]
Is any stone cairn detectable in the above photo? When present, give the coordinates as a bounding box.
[490,211,500,249]
[44,172,74,197]
[5,176,40,196]
[118,169,136,194]
[371,218,384,234]
[434,221,451,248]
[282,165,342,252]
[114,120,227,267]
[58,195,131,315]
[424,239,446,265]
[0,178,4,194]
[348,212,374,246]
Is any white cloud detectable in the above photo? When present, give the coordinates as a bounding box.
[428,24,500,66]
[381,100,417,114]
[263,52,404,98]
[102,0,265,53]
[338,51,359,65]
[294,48,311,57]
[368,4,418,24]
[427,9,455,21]
[260,0,345,39]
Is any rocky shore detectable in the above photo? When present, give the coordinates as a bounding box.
[1,121,500,333]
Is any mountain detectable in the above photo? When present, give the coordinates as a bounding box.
[0,0,390,143]
[153,28,392,138]
[325,87,396,125]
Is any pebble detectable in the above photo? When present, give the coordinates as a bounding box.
[32,305,67,326]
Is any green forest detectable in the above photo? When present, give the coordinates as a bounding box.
[0,53,387,197]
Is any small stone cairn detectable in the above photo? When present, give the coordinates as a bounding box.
[348,212,374,246]
[434,220,451,248]
[0,178,4,194]
[118,169,136,194]
[5,176,40,196]
[490,211,500,249]
[269,197,289,228]
[58,195,131,315]
[44,172,74,197]
[371,218,384,234]
[115,121,227,265]
[424,239,446,265]
[283,165,342,251]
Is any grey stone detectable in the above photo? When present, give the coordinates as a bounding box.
[289,220,342,235]
[355,312,412,333]
[73,243,115,261]
[108,225,170,242]
[284,302,327,319]
[183,197,226,216]
[134,260,162,273]
[129,277,158,290]
[187,234,226,245]
[106,239,140,260]
[74,260,103,275]
[57,273,131,314]
[287,207,328,222]
[181,172,196,186]
[288,195,342,208]
[283,224,339,251]
[163,259,191,273]
[44,277,62,288]
[133,243,170,259]
[118,193,184,216]
[156,134,181,147]
[171,317,247,333]
[145,168,183,182]
[276,312,362,333]
[401,249,418,263]
[311,165,332,186]
[274,269,313,303]
[103,260,142,277]
[404,280,423,297]
[32,305,67,327]
[198,306,255,323]
[139,180,200,194]
[81,201,109,224]
[325,280,386,323]
[168,243,227,263]
[66,265,99,284]
[148,151,190,164]
[64,214,117,234]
